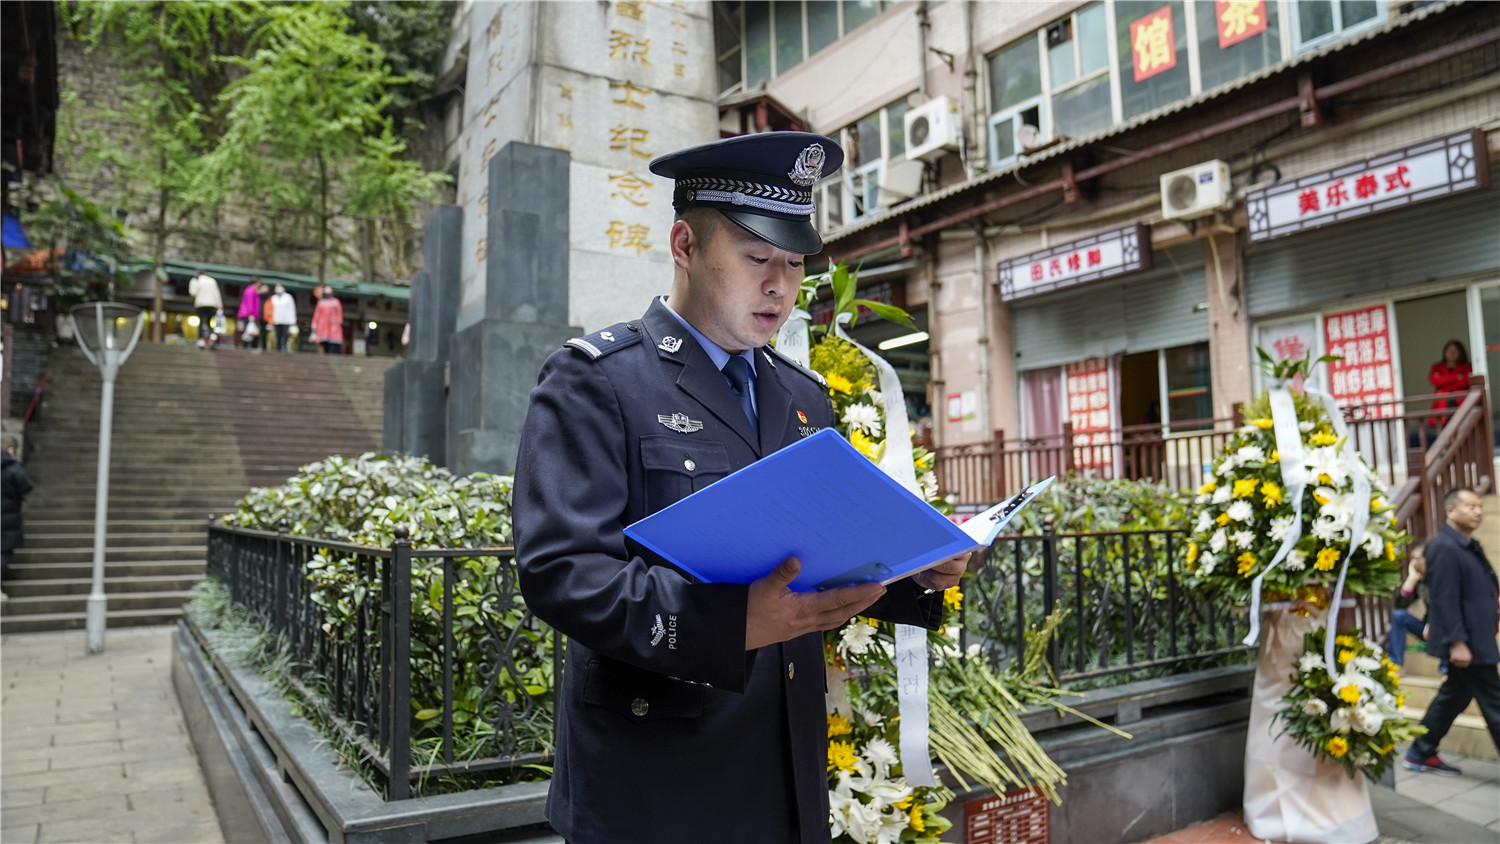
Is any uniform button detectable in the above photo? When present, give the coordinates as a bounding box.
[787,662,795,680]
[684,459,696,471]
[631,698,649,717]
[627,323,639,331]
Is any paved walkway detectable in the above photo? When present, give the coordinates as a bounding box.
[1,626,223,844]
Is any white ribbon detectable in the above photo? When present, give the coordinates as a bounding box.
[1242,383,1372,683]
[833,312,918,493]
[774,308,812,368]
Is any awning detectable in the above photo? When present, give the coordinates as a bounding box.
[121,258,411,303]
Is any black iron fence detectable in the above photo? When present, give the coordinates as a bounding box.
[960,524,1254,684]
[204,522,560,800]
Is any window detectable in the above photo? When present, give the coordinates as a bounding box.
[986,36,1042,169]
[1293,0,1383,51]
[1195,0,1281,89]
[985,4,1109,169]
[714,1,893,95]
[815,97,913,229]
[1164,342,1213,425]
[1116,0,1191,120]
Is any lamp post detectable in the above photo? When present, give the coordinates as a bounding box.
[70,302,144,654]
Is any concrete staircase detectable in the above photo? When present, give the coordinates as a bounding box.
[1396,493,1500,763]
[2,343,394,634]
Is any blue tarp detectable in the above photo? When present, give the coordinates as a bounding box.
[2,214,33,249]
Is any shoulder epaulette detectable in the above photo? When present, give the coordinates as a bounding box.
[762,344,827,389]
[565,322,645,360]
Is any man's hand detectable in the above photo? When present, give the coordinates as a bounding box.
[1450,640,1473,668]
[911,551,973,594]
[745,557,885,651]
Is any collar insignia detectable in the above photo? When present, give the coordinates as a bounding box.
[650,614,666,646]
[788,144,826,187]
[658,413,704,434]
[658,335,683,353]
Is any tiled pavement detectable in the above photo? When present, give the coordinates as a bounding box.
[0,626,223,844]
[1393,751,1500,833]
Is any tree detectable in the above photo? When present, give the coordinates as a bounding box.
[61,1,265,339]
[193,2,446,284]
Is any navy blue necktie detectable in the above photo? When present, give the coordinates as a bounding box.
[723,355,758,436]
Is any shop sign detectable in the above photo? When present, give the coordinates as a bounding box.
[1216,0,1268,49]
[1322,304,1397,417]
[1065,357,1113,467]
[1129,5,1177,83]
[964,787,1049,844]
[998,225,1152,301]
[1247,131,1490,242]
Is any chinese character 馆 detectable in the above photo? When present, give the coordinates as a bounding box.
[1130,7,1176,82]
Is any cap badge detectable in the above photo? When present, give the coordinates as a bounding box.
[658,336,683,353]
[797,410,808,424]
[658,413,704,434]
[788,144,826,187]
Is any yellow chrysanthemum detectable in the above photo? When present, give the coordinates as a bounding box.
[1200,481,1217,495]
[867,617,881,627]
[1315,547,1340,571]
[828,712,852,738]
[825,372,854,395]
[1396,693,1406,709]
[1232,478,1259,499]
[1372,498,1386,510]
[1378,742,1395,756]
[893,795,914,811]
[1335,634,1358,647]
[1270,449,1280,462]
[849,428,879,458]
[909,805,926,833]
[1311,431,1339,447]
[1327,736,1349,758]
[1237,552,1256,577]
[1385,542,1397,562]
[828,740,859,772]
[1186,542,1200,563]
[1253,418,1274,430]
[1337,649,1355,666]
[1217,513,1232,526]
[1261,482,1283,507]
[1317,472,1333,485]
[944,586,963,611]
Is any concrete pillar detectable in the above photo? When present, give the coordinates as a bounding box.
[1204,231,1253,421]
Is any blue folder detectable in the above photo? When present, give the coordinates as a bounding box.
[624,428,1052,593]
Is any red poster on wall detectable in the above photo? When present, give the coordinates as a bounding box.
[1322,304,1397,418]
[1130,6,1177,82]
[1216,0,1268,49]
[1065,358,1114,468]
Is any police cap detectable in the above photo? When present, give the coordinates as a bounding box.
[649,131,845,255]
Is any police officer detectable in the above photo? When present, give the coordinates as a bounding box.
[514,132,968,844]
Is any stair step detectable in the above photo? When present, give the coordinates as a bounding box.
[3,575,204,597]
[26,532,210,549]
[12,545,208,564]
[0,607,186,634]
[0,590,196,616]
[28,519,206,532]
[8,561,206,580]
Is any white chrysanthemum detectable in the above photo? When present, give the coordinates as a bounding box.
[1363,529,1385,559]
[863,387,883,405]
[1216,455,1240,476]
[1233,530,1255,550]
[1199,554,1218,576]
[1299,420,1315,433]
[1305,447,1349,486]
[1195,493,1211,505]
[1210,529,1228,554]
[1299,652,1326,673]
[919,471,939,502]
[1238,424,1260,436]
[1312,514,1349,544]
[1351,656,1382,673]
[1237,445,1266,464]
[1303,698,1328,717]
[1284,549,1308,571]
[1228,500,1254,523]
[863,737,899,777]
[1269,515,1296,543]
[838,621,876,659]
[841,404,882,437]
[1212,486,1233,504]
[854,705,884,728]
[1195,511,1214,533]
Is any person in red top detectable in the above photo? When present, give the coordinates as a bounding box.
[1428,340,1472,428]
[311,285,345,355]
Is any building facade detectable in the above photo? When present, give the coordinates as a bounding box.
[707,0,1499,503]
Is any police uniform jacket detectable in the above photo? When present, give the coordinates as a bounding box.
[514,299,943,844]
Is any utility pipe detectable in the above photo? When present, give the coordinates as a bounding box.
[973,226,993,438]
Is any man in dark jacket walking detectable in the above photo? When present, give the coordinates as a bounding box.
[2,435,35,599]
[1403,487,1500,774]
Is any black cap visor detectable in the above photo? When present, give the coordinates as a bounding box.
[720,209,824,255]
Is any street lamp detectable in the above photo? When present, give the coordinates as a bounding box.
[70,302,144,654]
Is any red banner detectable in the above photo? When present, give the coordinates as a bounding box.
[1322,304,1397,417]
[1065,358,1114,467]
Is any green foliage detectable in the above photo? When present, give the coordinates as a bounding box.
[191,1,447,282]
[1009,474,1193,534]
[1256,347,1342,383]
[346,1,456,119]
[220,452,552,786]
[20,183,139,308]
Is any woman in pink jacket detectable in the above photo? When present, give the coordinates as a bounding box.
[311,285,344,355]
[236,277,263,349]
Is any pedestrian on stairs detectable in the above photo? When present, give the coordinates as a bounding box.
[1403,487,1500,776]
[2,435,34,600]
[189,269,222,348]
[236,276,263,350]
[270,284,298,353]
[312,285,344,355]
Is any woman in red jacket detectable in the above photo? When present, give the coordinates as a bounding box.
[1428,339,1472,427]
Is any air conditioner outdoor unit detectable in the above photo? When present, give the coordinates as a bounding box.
[1160,160,1232,220]
[904,96,960,161]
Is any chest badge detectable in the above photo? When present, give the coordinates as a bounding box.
[658,336,683,353]
[658,413,704,434]
[796,410,808,424]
